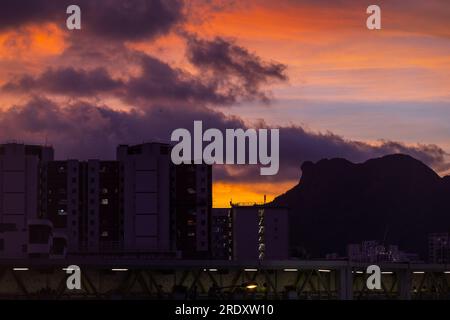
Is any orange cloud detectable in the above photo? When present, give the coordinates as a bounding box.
[0,23,67,61]
[189,0,450,38]
[0,23,68,108]
[182,1,450,104]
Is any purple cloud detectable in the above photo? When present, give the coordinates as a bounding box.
[3,43,288,106]
[0,0,183,41]
[186,35,288,103]
[0,97,448,184]
[3,67,124,97]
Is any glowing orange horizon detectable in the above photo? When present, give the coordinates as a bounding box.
[212,180,297,208]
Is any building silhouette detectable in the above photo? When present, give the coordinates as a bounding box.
[230,204,289,261]
[117,143,173,253]
[42,160,122,253]
[428,233,450,263]
[211,208,231,260]
[0,144,53,258]
[172,163,212,259]
[0,142,292,262]
[0,143,213,260]
[345,241,420,263]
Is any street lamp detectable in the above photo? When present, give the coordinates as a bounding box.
[244,282,258,290]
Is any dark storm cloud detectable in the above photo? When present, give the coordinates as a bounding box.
[3,67,124,96]
[123,54,234,105]
[83,0,184,41]
[186,35,288,102]
[0,0,183,41]
[1,97,448,182]
[0,97,243,159]
[0,0,61,30]
[3,46,288,105]
[1,55,238,104]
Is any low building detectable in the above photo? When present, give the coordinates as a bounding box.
[346,240,420,263]
[428,233,450,263]
[230,204,289,261]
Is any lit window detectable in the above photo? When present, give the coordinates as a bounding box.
[101,231,108,237]
[101,199,109,205]
[58,209,67,216]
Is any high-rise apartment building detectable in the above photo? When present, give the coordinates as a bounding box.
[0,143,53,258]
[117,143,172,253]
[0,142,213,259]
[42,160,80,252]
[211,208,231,260]
[172,164,212,259]
[42,160,122,253]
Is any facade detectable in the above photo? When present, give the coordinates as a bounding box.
[94,161,122,252]
[172,164,212,259]
[42,160,81,252]
[346,241,420,263]
[42,160,122,254]
[0,143,53,258]
[211,208,231,260]
[117,143,172,253]
[231,204,289,261]
[428,233,449,263]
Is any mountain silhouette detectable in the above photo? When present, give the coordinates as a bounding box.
[272,154,450,259]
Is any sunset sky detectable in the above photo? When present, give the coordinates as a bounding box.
[0,0,449,207]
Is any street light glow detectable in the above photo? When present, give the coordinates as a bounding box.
[318,269,331,273]
[13,268,29,271]
[244,282,258,290]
